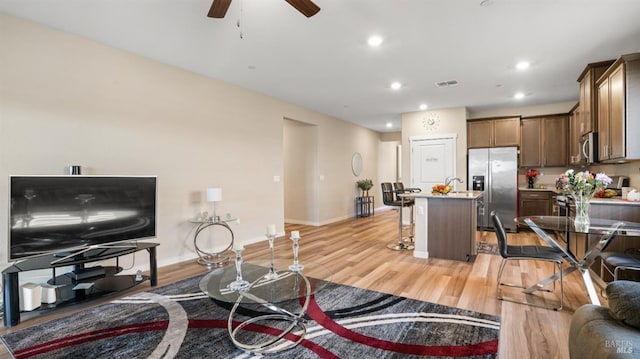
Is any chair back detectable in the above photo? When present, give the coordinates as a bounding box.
[393,182,405,200]
[491,211,509,259]
[381,182,396,205]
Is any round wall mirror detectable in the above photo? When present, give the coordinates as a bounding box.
[351,152,363,176]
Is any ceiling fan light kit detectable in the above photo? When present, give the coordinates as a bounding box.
[208,0,320,19]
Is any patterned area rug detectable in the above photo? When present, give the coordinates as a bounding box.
[1,274,500,358]
[477,242,499,256]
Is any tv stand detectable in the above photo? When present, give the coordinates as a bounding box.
[2,242,158,327]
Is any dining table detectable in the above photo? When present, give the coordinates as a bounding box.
[516,215,640,305]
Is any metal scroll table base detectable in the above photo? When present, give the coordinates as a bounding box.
[227,272,312,354]
[523,218,624,306]
[193,221,234,268]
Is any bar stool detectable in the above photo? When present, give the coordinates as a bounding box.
[393,182,421,243]
[381,182,414,250]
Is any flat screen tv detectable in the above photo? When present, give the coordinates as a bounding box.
[9,176,157,261]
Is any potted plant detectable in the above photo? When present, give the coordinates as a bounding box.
[356,179,373,196]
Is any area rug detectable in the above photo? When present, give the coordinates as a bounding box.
[476,242,499,256]
[2,273,500,358]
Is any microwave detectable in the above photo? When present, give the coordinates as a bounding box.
[578,132,598,164]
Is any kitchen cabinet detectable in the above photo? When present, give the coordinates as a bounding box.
[519,115,568,167]
[519,190,554,217]
[568,102,581,165]
[575,60,614,136]
[467,117,520,148]
[596,53,640,162]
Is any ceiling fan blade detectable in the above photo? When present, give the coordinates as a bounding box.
[284,0,320,17]
[208,0,232,18]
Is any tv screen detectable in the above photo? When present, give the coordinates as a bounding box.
[9,176,157,261]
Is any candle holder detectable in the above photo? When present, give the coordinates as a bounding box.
[264,234,279,280]
[228,248,250,291]
[288,235,304,272]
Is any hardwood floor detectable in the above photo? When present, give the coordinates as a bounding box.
[0,209,605,358]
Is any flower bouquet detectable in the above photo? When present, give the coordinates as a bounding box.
[556,169,612,230]
[525,169,539,188]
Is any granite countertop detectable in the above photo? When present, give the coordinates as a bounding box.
[399,191,484,200]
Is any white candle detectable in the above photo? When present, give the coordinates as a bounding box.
[267,224,276,236]
[291,230,300,239]
[233,240,244,251]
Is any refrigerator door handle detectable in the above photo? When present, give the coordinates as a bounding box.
[487,162,492,203]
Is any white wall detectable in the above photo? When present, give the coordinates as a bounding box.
[401,108,469,187]
[0,13,382,271]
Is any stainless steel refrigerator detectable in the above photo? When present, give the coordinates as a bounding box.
[468,147,518,232]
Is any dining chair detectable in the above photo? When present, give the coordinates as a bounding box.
[600,250,640,282]
[381,182,414,250]
[492,211,566,310]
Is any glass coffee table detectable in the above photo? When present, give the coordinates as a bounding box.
[199,259,331,354]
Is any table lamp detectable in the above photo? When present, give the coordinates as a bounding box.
[206,187,222,222]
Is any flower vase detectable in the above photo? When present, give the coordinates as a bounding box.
[527,177,534,189]
[572,193,591,232]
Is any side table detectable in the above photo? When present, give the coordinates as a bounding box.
[190,217,238,268]
[356,196,375,217]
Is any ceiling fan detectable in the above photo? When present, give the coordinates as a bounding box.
[208,0,320,18]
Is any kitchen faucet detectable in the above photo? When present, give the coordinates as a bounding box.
[445,176,464,187]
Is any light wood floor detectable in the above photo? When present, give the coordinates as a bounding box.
[1,209,605,358]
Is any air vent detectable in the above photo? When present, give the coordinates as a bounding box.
[435,80,459,88]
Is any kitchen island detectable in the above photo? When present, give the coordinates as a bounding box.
[399,191,484,261]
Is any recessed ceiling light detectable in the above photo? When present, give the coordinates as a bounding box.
[516,61,530,70]
[390,82,402,90]
[514,92,525,99]
[368,35,384,47]
[386,122,393,128]
[420,104,428,110]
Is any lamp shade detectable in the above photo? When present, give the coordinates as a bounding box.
[206,188,222,202]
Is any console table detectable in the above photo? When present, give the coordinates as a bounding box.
[2,242,158,327]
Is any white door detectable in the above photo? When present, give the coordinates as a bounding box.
[410,136,456,192]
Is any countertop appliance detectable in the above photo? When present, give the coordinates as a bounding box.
[607,175,630,195]
[468,147,518,232]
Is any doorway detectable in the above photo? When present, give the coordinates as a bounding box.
[283,119,319,225]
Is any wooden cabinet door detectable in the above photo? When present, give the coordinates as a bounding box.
[520,118,541,167]
[519,192,552,216]
[598,78,610,160]
[579,71,592,135]
[493,117,520,146]
[543,116,568,167]
[467,121,493,148]
[609,65,625,159]
[569,105,581,164]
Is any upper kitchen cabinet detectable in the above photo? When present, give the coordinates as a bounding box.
[467,117,520,148]
[520,115,568,167]
[597,53,640,162]
[575,60,615,136]
[568,102,581,165]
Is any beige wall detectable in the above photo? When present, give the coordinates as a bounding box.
[401,108,469,187]
[467,101,577,119]
[284,119,318,224]
[0,13,381,270]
